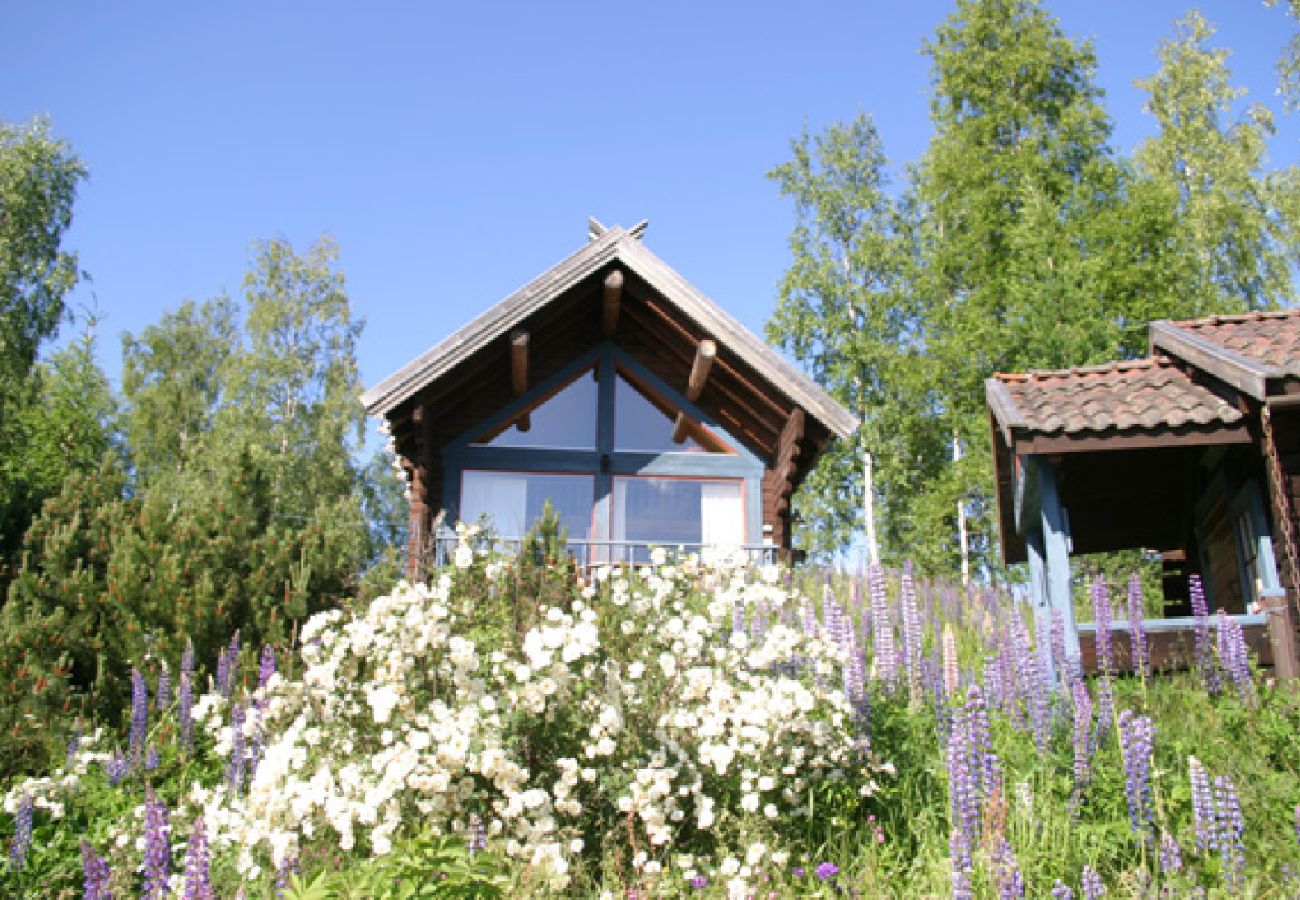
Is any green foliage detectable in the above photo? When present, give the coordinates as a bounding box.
[0,319,115,590]
[766,114,945,560]
[287,833,509,899]
[773,0,1300,569]
[0,118,90,580]
[0,237,377,779]
[1135,11,1299,314]
[0,118,84,406]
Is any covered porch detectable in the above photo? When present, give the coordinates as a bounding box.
[987,343,1298,679]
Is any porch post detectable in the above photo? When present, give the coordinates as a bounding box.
[1261,587,1300,681]
[1032,457,1078,670]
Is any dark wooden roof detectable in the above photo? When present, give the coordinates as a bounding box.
[1150,308,1300,400]
[987,357,1244,452]
[363,223,858,440]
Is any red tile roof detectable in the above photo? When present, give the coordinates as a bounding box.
[991,356,1243,437]
[1168,308,1300,377]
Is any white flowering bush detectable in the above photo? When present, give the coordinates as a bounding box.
[0,523,892,897]
[222,541,883,894]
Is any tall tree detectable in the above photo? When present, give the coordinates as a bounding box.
[0,118,84,405]
[0,118,87,570]
[1134,10,1299,313]
[766,114,944,561]
[120,297,237,484]
[0,318,115,581]
[907,0,1132,570]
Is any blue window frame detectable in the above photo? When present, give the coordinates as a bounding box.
[443,343,764,549]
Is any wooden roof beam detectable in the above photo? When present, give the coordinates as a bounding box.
[602,270,623,337]
[510,329,531,432]
[672,340,717,444]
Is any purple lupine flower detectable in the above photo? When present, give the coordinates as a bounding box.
[182,815,214,899]
[275,854,300,896]
[814,862,839,881]
[1092,578,1114,677]
[1118,710,1156,842]
[1216,611,1256,705]
[1294,803,1300,848]
[1126,574,1148,679]
[219,631,241,699]
[106,751,128,786]
[947,718,979,855]
[1051,881,1073,900]
[8,793,32,871]
[995,623,1018,722]
[949,826,973,900]
[1093,674,1115,743]
[1159,830,1182,874]
[228,701,246,796]
[1050,608,1069,686]
[1070,679,1093,809]
[181,640,194,684]
[145,746,160,771]
[1189,756,1216,853]
[156,666,171,711]
[1214,775,1246,892]
[869,565,898,689]
[1029,614,1055,750]
[179,671,194,752]
[141,787,171,899]
[65,727,81,768]
[982,655,1004,713]
[900,562,924,702]
[81,840,112,899]
[1190,575,1221,695]
[130,667,148,768]
[467,813,486,855]
[994,838,1025,899]
[1080,865,1105,899]
[966,684,996,799]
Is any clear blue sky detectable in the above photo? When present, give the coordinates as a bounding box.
[3,1,1296,431]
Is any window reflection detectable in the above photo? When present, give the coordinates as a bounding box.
[460,471,594,540]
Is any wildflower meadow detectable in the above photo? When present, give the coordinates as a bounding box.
[3,527,1300,898]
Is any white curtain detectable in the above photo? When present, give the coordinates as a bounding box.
[700,481,744,547]
[611,479,629,544]
[460,472,528,537]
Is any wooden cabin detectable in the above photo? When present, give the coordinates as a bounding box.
[986,309,1300,677]
[363,220,858,576]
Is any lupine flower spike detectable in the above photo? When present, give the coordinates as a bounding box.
[1189,756,1216,853]
[1080,865,1105,899]
[141,786,170,899]
[8,792,32,871]
[129,667,148,768]
[80,840,112,899]
[182,815,214,899]
[1118,710,1156,842]
[1214,774,1246,892]
[1126,574,1148,679]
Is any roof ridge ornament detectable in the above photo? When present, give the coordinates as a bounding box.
[588,217,649,242]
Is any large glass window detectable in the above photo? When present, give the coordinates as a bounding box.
[611,477,744,547]
[473,370,598,449]
[614,374,704,452]
[460,471,594,540]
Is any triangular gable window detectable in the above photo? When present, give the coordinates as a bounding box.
[613,373,731,454]
[473,369,598,449]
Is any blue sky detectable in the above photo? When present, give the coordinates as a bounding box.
[3,1,1296,427]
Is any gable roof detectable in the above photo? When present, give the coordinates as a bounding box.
[1150,308,1300,400]
[362,223,859,439]
[987,356,1244,448]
